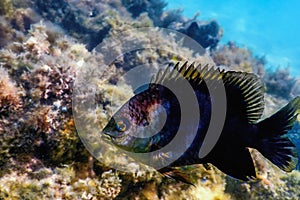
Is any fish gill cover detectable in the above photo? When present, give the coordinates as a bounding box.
[0,0,300,199]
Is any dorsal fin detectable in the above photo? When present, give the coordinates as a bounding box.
[151,61,265,123]
[151,61,222,85]
[222,71,265,123]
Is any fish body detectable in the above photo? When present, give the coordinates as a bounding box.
[103,61,300,181]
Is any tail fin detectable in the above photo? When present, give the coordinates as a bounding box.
[256,97,300,172]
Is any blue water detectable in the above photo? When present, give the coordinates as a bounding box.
[167,0,300,77]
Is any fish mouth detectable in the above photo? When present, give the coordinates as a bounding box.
[101,132,112,142]
[101,132,126,147]
[101,129,124,143]
[102,127,125,138]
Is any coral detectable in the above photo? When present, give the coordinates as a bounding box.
[0,68,22,114]
[263,67,297,99]
[0,166,122,200]
[0,22,88,171]
[280,171,300,199]
[24,25,50,56]
[0,20,126,199]
[98,170,122,198]
[212,41,266,75]
[0,0,13,17]
[0,68,22,168]
[0,18,171,198]
[160,166,231,200]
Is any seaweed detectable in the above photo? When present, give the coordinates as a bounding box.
[212,41,266,75]
[0,0,13,17]
[264,67,297,99]
[160,8,184,28]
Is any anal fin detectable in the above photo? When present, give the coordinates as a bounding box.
[209,147,256,181]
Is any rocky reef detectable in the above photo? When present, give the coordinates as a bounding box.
[0,0,300,199]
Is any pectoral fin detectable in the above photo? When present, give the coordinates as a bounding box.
[158,167,196,186]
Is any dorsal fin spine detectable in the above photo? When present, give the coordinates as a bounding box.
[246,100,263,109]
[160,67,170,83]
[193,63,202,83]
[191,68,199,79]
[183,63,192,78]
[158,70,165,84]
[221,71,264,123]
[184,62,195,78]
[239,77,250,89]
[244,86,261,99]
[204,67,214,80]
[246,94,263,104]
[178,61,188,75]
[242,79,258,94]
[173,61,187,80]
[199,64,210,79]
[168,62,180,79]
[243,81,262,96]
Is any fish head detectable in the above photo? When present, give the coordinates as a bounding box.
[102,86,168,152]
[102,101,137,150]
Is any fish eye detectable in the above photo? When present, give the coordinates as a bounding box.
[115,118,130,132]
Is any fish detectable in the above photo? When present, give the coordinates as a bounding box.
[102,61,300,183]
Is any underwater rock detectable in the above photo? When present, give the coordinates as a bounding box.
[0,3,39,48]
[160,8,185,28]
[186,20,220,49]
[0,18,15,47]
[121,0,167,26]
[32,0,223,52]
[173,20,222,50]
[33,0,112,50]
